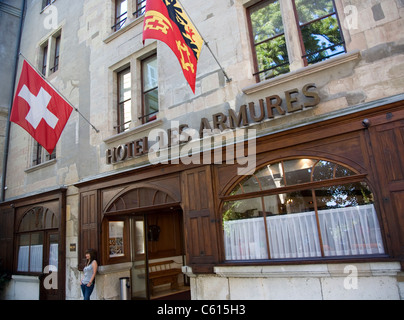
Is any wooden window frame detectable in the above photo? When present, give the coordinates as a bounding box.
[140,54,158,125]
[247,0,347,83]
[32,141,56,167]
[14,206,59,276]
[116,66,132,134]
[247,0,290,83]
[113,0,128,32]
[41,44,48,76]
[292,0,346,67]
[102,217,130,265]
[50,35,61,73]
[133,0,147,18]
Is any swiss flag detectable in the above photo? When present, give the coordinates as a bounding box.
[10,60,73,154]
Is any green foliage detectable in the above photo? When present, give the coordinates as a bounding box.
[251,0,344,79]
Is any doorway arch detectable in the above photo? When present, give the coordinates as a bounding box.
[103,185,188,300]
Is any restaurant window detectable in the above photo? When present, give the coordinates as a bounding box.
[113,0,128,32]
[247,0,346,82]
[16,207,59,274]
[116,67,132,133]
[222,158,385,261]
[141,54,158,124]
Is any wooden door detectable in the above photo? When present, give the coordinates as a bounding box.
[79,191,98,269]
[369,119,404,266]
[181,166,219,273]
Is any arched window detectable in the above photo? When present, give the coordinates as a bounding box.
[16,206,59,273]
[222,158,385,261]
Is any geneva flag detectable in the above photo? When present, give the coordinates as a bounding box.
[10,60,73,154]
[143,0,203,93]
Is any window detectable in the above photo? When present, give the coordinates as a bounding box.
[113,0,128,31]
[16,207,59,274]
[247,0,346,82]
[50,35,61,73]
[103,218,130,264]
[42,0,53,10]
[294,0,346,65]
[248,0,290,81]
[41,44,48,76]
[134,0,146,18]
[108,221,125,258]
[116,67,132,133]
[222,158,385,261]
[40,30,62,76]
[32,141,56,166]
[141,55,158,124]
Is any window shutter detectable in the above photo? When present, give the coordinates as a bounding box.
[0,207,14,273]
[369,118,404,268]
[181,166,219,273]
[79,191,98,270]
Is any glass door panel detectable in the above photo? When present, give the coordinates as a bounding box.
[131,215,149,299]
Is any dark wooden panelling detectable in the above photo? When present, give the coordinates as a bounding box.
[369,119,404,265]
[79,191,98,269]
[181,166,219,272]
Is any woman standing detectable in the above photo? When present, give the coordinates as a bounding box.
[81,249,98,300]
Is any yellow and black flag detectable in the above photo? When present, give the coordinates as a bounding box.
[143,0,204,93]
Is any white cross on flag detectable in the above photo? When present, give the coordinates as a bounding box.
[11,60,73,154]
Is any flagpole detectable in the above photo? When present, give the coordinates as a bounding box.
[176,0,232,83]
[18,52,100,133]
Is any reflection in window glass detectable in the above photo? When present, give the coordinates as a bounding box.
[234,158,354,195]
[284,158,317,186]
[223,199,268,260]
[142,55,159,124]
[49,234,59,270]
[249,0,290,81]
[316,183,384,256]
[135,220,145,255]
[295,0,346,65]
[313,160,356,181]
[115,0,128,31]
[117,67,131,133]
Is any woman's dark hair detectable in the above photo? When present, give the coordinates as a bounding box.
[85,249,97,264]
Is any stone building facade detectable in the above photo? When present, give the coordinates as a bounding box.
[1,0,404,300]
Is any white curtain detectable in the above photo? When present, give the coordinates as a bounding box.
[49,243,59,270]
[224,204,384,260]
[17,246,29,272]
[266,211,321,259]
[224,217,268,260]
[319,204,385,256]
[17,245,43,272]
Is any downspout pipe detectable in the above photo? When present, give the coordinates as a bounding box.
[1,0,26,203]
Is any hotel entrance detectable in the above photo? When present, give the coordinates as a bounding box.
[130,207,190,300]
